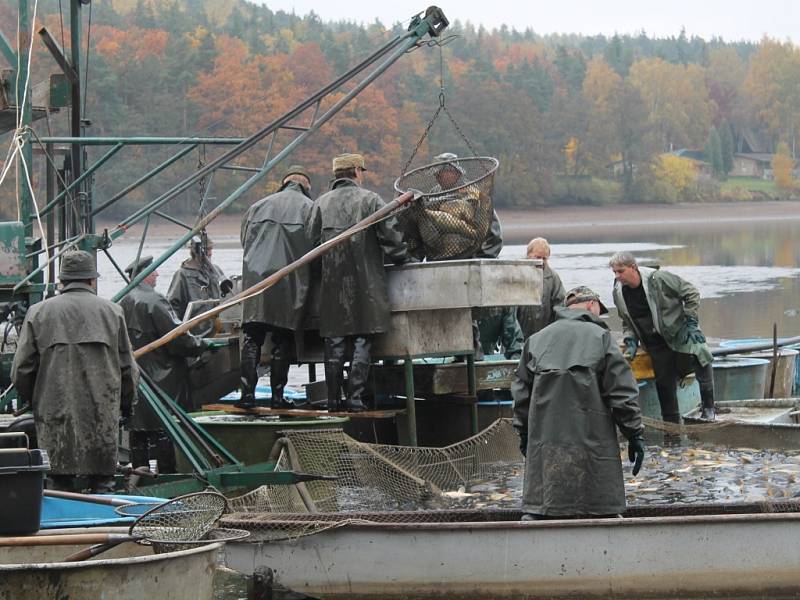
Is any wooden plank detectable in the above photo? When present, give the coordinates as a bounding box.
[201,404,404,419]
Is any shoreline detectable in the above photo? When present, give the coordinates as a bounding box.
[98,200,800,245]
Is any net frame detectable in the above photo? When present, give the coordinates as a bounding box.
[393,156,499,261]
[128,491,228,545]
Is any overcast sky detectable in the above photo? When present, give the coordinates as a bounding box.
[256,0,799,43]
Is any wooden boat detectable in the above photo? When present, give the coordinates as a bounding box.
[0,527,221,600]
[683,398,800,449]
[221,502,800,599]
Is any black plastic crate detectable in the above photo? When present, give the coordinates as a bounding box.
[0,432,50,535]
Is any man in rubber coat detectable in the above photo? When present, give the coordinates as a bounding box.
[12,250,138,492]
[120,256,214,470]
[610,251,715,422]
[238,165,314,409]
[308,153,411,412]
[512,286,644,519]
[517,237,566,339]
[167,235,231,321]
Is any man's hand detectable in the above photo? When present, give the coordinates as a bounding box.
[518,431,528,457]
[628,436,645,476]
[220,279,234,295]
[684,315,706,344]
[622,337,638,360]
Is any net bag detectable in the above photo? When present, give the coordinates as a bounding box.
[394,156,499,261]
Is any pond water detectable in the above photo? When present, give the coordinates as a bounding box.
[93,216,800,342]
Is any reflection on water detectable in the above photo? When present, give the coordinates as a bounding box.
[93,219,800,341]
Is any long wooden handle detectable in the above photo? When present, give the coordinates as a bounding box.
[134,191,415,359]
[43,489,134,507]
[62,540,126,562]
[0,533,136,547]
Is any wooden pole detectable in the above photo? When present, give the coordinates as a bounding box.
[134,191,416,359]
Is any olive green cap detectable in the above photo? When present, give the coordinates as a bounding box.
[124,255,154,277]
[59,250,100,281]
[564,285,608,314]
[283,165,311,181]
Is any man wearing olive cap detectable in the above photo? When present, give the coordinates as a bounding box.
[309,153,411,412]
[12,250,138,492]
[237,165,314,409]
[512,285,644,519]
[167,233,232,321]
[119,256,215,470]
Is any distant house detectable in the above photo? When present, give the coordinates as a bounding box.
[732,153,773,179]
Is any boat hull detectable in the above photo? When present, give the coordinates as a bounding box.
[224,512,800,599]
[0,530,221,600]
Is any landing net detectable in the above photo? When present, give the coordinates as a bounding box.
[225,418,522,540]
[394,156,498,261]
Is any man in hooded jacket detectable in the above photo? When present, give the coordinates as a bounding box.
[167,235,231,321]
[512,286,644,519]
[609,251,715,422]
[12,250,138,492]
[237,165,314,409]
[309,153,411,412]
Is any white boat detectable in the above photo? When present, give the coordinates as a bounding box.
[0,527,221,600]
[222,503,800,599]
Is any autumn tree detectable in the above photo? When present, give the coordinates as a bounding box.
[772,142,795,190]
[743,38,800,152]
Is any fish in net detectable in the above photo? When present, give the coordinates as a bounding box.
[394,156,498,261]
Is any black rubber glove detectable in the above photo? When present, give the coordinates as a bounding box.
[628,435,645,476]
[518,432,528,458]
[684,315,706,344]
[623,337,638,360]
[220,279,234,295]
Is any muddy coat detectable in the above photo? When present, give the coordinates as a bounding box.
[167,258,227,320]
[120,283,206,424]
[241,181,313,329]
[12,283,138,475]
[511,307,643,516]
[308,178,409,337]
[612,266,713,368]
[517,263,566,339]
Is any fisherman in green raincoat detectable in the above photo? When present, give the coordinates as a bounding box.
[308,153,411,412]
[12,250,138,492]
[610,251,715,422]
[120,256,215,471]
[237,165,314,409]
[512,286,644,519]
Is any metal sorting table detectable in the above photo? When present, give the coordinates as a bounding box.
[298,259,542,445]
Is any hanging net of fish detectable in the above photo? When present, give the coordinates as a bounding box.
[223,418,522,541]
[394,156,498,261]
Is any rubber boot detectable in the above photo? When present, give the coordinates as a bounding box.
[270,358,294,409]
[236,333,261,409]
[324,337,346,412]
[699,385,716,421]
[345,362,369,413]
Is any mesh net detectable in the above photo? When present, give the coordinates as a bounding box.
[225,419,522,540]
[130,491,228,546]
[394,156,498,261]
